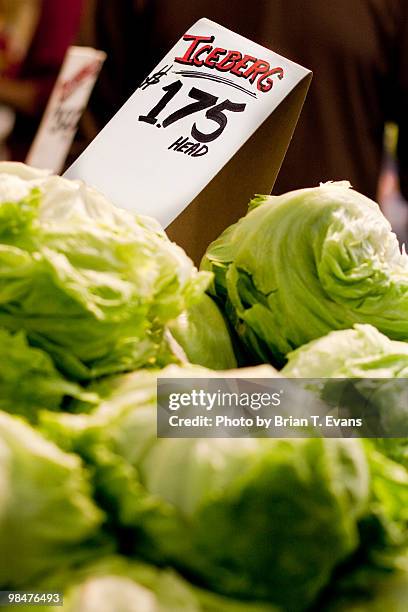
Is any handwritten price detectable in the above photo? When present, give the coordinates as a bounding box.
[139,80,246,143]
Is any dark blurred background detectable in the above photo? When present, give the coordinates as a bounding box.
[0,0,407,239]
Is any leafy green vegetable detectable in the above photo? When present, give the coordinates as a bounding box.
[168,294,237,369]
[0,328,96,421]
[333,571,408,612]
[366,448,408,542]
[282,324,408,457]
[281,325,408,587]
[311,448,408,612]
[201,182,408,366]
[40,365,370,611]
[323,552,408,611]
[282,324,408,378]
[0,162,210,381]
[0,411,110,588]
[24,556,279,612]
[324,562,408,612]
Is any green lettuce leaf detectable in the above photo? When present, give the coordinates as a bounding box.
[282,325,408,573]
[168,294,237,369]
[0,162,210,381]
[0,411,111,588]
[282,324,408,460]
[201,182,408,366]
[0,328,96,421]
[21,556,279,612]
[310,449,408,611]
[282,324,408,379]
[323,551,408,611]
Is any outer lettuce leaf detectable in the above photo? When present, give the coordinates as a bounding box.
[308,448,408,611]
[0,163,210,381]
[201,182,408,366]
[0,328,96,421]
[282,324,408,378]
[168,294,237,370]
[21,556,279,612]
[282,325,408,580]
[282,324,408,462]
[40,365,369,612]
[0,411,110,588]
[325,557,408,611]
[366,447,408,542]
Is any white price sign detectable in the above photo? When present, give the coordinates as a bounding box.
[65,19,311,260]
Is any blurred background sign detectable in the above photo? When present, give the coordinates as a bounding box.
[26,45,106,173]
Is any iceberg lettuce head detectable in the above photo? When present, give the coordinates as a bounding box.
[201,182,408,366]
[0,163,209,380]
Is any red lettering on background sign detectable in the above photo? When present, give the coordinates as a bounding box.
[60,60,101,102]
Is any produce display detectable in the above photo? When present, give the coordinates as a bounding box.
[0,164,407,612]
[40,366,370,611]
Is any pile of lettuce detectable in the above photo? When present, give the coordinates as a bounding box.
[38,364,408,612]
[3,383,408,611]
[1,164,408,612]
[202,182,408,366]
